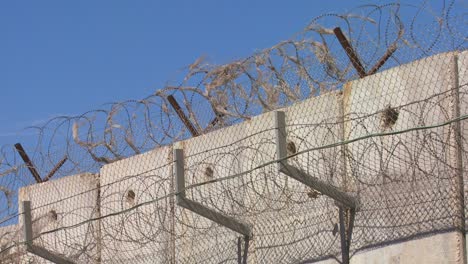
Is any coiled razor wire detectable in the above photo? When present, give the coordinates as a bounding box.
[0,1,467,263]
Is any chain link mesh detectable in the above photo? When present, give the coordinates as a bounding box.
[1,1,467,263]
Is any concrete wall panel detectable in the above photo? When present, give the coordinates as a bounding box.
[99,146,173,263]
[18,173,100,263]
[343,52,463,259]
[174,121,250,263]
[3,50,467,264]
[240,93,345,263]
[0,224,35,263]
[456,49,468,262]
[351,232,464,264]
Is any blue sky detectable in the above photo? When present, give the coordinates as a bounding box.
[0,0,370,145]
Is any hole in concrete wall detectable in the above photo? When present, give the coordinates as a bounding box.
[205,166,214,178]
[49,210,58,221]
[307,189,321,199]
[126,190,136,204]
[381,105,399,129]
[287,141,297,156]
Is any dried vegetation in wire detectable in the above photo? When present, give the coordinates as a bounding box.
[0,1,467,263]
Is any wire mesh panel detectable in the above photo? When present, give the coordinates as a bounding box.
[1,50,467,263]
[0,222,28,263]
[457,50,468,254]
[175,119,254,263]
[0,1,467,263]
[19,173,100,263]
[99,146,174,263]
[280,91,346,263]
[343,52,465,259]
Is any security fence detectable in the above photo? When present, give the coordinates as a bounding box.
[0,1,467,263]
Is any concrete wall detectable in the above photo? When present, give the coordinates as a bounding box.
[173,93,345,263]
[174,119,250,263]
[99,145,173,263]
[243,93,345,263]
[342,52,464,259]
[0,224,29,263]
[350,232,464,264]
[456,49,468,262]
[18,173,100,263]
[5,50,467,263]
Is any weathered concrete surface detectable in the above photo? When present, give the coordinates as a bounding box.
[174,120,249,263]
[0,224,46,263]
[244,93,345,263]
[350,232,464,264]
[99,146,173,263]
[456,49,468,262]
[235,111,278,264]
[0,224,31,263]
[4,51,467,264]
[18,173,100,263]
[343,52,464,260]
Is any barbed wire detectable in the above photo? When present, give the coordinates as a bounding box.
[0,0,467,263]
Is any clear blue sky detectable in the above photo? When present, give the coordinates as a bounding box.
[0,1,372,145]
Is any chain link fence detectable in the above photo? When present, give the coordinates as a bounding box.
[1,1,467,263]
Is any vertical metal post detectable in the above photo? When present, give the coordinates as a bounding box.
[168,150,176,264]
[451,53,467,264]
[242,236,249,264]
[339,208,350,264]
[236,236,249,264]
[338,207,356,264]
[275,111,287,171]
[22,201,33,249]
[237,237,242,264]
[174,148,186,203]
[347,208,355,247]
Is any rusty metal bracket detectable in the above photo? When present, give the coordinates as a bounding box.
[333,27,367,78]
[367,43,398,76]
[167,95,200,137]
[14,143,42,183]
[43,156,68,182]
[334,27,398,78]
[15,143,68,183]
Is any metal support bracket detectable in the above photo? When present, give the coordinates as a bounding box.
[333,27,398,78]
[237,236,250,264]
[15,143,67,183]
[167,95,200,137]
[275,111,358,263]
[43,156,68,182]
[338,206,355,264]
[333,27,367,78]
[173,148,252,238]
[15,143,42,183]
[22,201,76,264]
